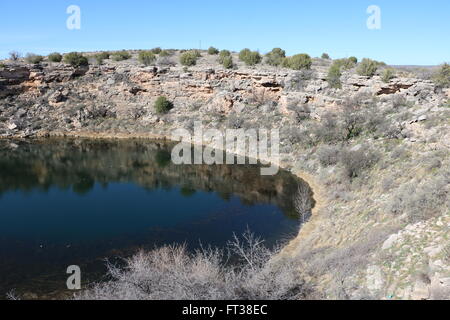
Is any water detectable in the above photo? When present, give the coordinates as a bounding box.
[0,138,312,298]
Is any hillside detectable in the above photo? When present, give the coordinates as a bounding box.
[1,50,449,299]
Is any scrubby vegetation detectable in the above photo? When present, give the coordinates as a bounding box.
[151,47,162,54]
[94,52,110,65]
[63,52,89,67]
[334,58,357,70]
[48,52,63,62]
[111,50,131,61]
[381,68,396,83]
[208,47,219,55]
[433,63,450,88]
[265,48,286,66]
[327,62,342,89]
[239,49,262,66]
[138,51,156,66]
[75,231,312,300]
[222,56,233,69]
[154,96,174,114]
[321,53,331,60]
[357,58,379,77]
[25,53,44,64]
[180,50,200,66]
[218,50,231,64]
[283,54,312,70]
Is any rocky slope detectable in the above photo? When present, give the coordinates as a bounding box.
[1,51,449,299]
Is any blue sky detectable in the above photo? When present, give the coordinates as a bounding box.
[1,0,449,65]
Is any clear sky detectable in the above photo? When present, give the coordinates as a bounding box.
[1,0,449,65]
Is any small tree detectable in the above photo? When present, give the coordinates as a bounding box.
[208,47,219,55]
[433,63,450,88]
[154,96,174,114]
[151,47,162,54]
[327,62,342,89]
[348,56,358,64]
[111,50,131,61]
[25,53,44,64]
[180,51,199,66]
[48,52,63,62]
[321,53,331,60]
[265,48,286,66]
[239,49,261,66]
[138,51,156,66]
[63,52,89,67]
[381,68,396,83]
[9,51,21,61]
[222,56,233,69]
[357,58,378,77]
[239,48,252,62]
[287,54,312,70]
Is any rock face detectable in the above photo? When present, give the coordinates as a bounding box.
[0,58,447,138]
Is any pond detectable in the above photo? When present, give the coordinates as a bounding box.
[0,138,313,298]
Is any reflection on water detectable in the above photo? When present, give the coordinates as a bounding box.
[0,138,313,298]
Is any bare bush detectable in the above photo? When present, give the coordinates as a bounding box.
[339,146,380,179]
[386,171,449,222]
[9,51,21,61]
[75,231,312,300]
[317,144,341,167]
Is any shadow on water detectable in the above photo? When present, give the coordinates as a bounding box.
[0,138,314,298]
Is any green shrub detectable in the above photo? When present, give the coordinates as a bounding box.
[111,50,131,61]
[433,63,450,88]
[348,56,358,64]
[239,48,251,61]
[321,53,331,60]
[180,51,199,66]
[357,58,379,77]
[25,53,44,64]
[97,52,110,60]
[151,47,162,54]
[48,52,63,62]
[63,52,89,67]
[239,49,261,66]
[208,47,219,55]
[381,68,396,83]
[327,62,342,89]
[286,54,312,70]
[154,96,174,114]
[334,58,356,70]
[159,50,171,57]
[218,50,231,64]
[138,51,156,66]
[222,56,233,69]
[94,52,110,65]
[265,48,286,66]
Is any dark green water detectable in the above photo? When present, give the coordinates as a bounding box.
[0,139,312,298]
